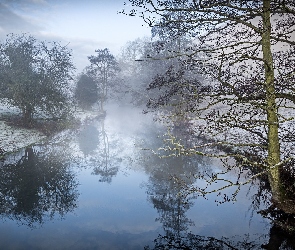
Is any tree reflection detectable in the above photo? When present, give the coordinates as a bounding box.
[0,147,78,227]
[143,155,264,249]
[143,135,295,249]
[83,118,120,183]
[250,166,295,249]
[143,153,228,249]
[145,233,263,250]
[146,156,197,234]
[78,124,100,156]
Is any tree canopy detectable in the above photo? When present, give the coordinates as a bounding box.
[74,73,98,110]
[0,33,75,124]
[88,48,120,111]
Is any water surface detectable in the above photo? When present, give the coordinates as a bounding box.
[0,105,278,249]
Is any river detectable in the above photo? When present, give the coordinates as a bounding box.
[0,104,291,249]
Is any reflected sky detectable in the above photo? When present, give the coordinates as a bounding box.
[0,104,273,249]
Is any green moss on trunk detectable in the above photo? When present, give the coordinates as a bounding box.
[262,0,282,199]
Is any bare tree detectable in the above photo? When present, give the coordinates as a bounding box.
[122,1,295,203]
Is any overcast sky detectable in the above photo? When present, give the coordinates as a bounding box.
[0,0,151,72]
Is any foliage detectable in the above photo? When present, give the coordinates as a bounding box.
[74,73,98,110]
[0,33,75,124]
[87,48,120,110]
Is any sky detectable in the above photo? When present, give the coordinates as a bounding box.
[0,0,151,72]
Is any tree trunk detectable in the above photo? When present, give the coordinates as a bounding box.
[262,0,282,200]
[23,106,33,125]
[99,95,104,111]
[100,68,107,112]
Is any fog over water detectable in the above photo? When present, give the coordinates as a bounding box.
[0,104,270,249]
[1,1,295,249]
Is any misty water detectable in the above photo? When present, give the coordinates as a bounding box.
[0,105,283,249]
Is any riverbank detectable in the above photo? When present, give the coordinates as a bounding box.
[0,106,104,158]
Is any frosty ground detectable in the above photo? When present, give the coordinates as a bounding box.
[0,102,100,156]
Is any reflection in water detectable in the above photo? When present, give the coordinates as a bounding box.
[144,156,198,249]
[1,105,295,248]
[142,137,295,249]
[146,233,261,249]
[0,147,78,227]
[78,124,100,156]
[152,119,295,248]
[92,118,119,183]
[250,172,295,249]
[143,154,255,249]
[77,116,132,183]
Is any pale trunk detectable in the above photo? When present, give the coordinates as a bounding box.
[262,0,281,198]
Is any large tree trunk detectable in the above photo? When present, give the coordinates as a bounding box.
[262,0,282,200]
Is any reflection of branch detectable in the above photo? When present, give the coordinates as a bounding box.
[146,232,259,250]
[101,120,109,169]
[91,119,120,183]
[172,155,295,205]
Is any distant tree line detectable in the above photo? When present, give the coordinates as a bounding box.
[0,33,121,127]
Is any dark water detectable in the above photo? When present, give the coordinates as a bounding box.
[0,105,291,249]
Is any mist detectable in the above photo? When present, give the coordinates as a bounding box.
[0,1,295,249]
